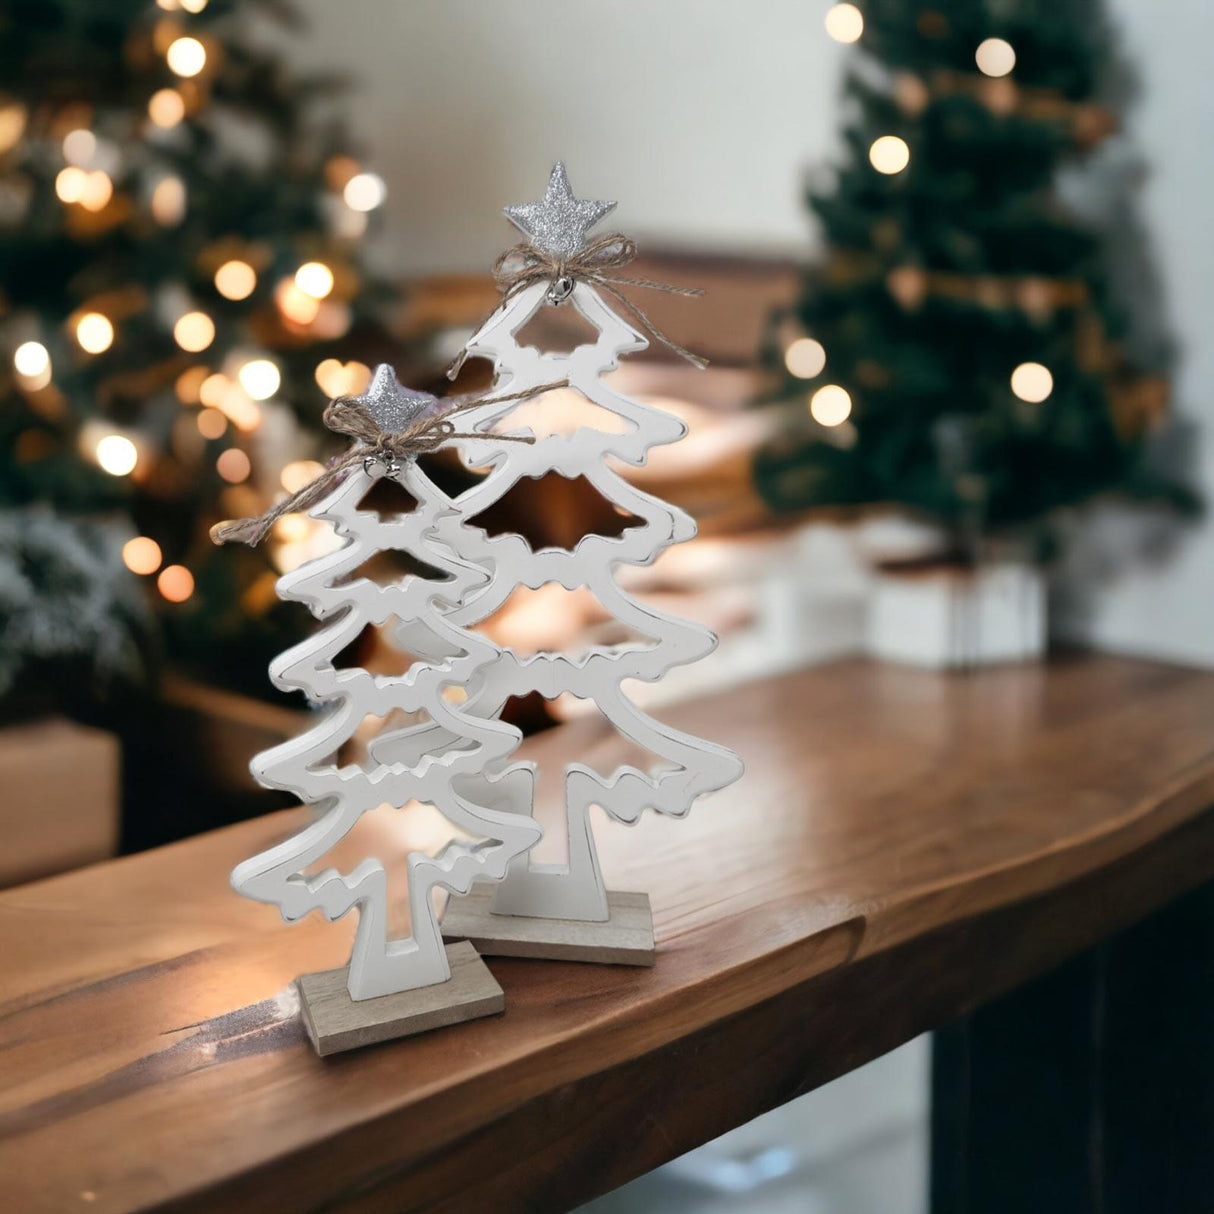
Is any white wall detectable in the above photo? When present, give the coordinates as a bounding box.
[292,0,1213,664]
[1053,0,1214,667]
[292,0,841,274]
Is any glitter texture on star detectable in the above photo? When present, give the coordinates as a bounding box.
[503,162,616,258]
[353,364,440,433]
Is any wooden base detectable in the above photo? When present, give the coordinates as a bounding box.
[296,941,504,1057]
[442,888,656,966]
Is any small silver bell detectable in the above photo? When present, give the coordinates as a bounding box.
[546,275,575,306]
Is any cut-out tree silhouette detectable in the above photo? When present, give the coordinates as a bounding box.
[231,457,540,999]
[427,276,745,922]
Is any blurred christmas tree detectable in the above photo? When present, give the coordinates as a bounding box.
[0,0,398,700]
[756,0,1195,554]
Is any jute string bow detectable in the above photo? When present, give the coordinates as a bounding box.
[447,233,708,379]
[210,380,565,547]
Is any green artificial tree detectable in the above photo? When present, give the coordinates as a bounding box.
[756,0,1194,558]
[0,0,398,701]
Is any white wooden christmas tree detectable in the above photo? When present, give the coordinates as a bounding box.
[230,367,541,1053]
[433,164,745,963]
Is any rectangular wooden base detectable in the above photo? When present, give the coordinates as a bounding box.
[442,888,656,966]
[296,941,504,1057]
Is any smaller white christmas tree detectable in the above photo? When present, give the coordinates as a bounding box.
[230,367,540,1001]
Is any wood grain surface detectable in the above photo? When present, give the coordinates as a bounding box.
[2,655,1214,1213]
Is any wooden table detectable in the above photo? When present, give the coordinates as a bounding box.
[3,655,1214,1212]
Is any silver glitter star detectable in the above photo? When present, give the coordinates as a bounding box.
[352,364,439,433]
[504,162,616,258]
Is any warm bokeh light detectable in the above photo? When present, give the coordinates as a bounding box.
[122,536,162,575]
[175,365,209,403]
[238,358,280,400]
[157,564,195,603]
[314,357,371,398]
[174,311,215,352]
[151,175,186,225]
[75,312,114,354]
[0,102,27,153]
[295,261,335,299]
[275,279,321,325]
[181,0,209,11]
[280,459,325,494]
[216,447,251,483]
[196,407,227,438]
[79,170,114,212]
[148,88,186,129]
[869,135,910,175]
[166,36,206,78]
[199,372,230,408]
[62,128,96,166]
[824,3,864,44]
[809,384,853,427]
[343,172,386,212]
[55,166,87,204]
[274,513,312,543]
[976,37,1016,78]
[96,434,138,476]
[13,341,50,379]
[214,259,256,300]
[784,337,827,379]
[1010,361,1053,403]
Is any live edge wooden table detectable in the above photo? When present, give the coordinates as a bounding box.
[3,655,1214,1213]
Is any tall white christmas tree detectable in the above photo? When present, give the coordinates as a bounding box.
[230,367,541,1005]
[432,165,744,945]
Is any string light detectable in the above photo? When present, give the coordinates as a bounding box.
[75,312,114,354]
[869,136,910,175]
[174,311,215,352]
[62,129,96,166]
[0,103,27,153]
[809,384,853,427]
[122,537,162,575]
[214,259,257,300]
[274,514,312,543]
[96,434,138,476]
[784,337,826,379]
[280,460,324,493]
[275,279,320,325]
[976,38,1016,78]
[166,37,206,78]
[157,564,195,603]
[216,448,251,483]
[294,261,334,299]
[13,341,50,379]
[824,3,864,44]
[196,407,227,438]
[55,166,87,204]
[148,88,186,129]
[175,365,209,403]
[151,175,186,225]
[343,172,386,212]
[314,358,371,398]
[79,171,113,212]
[237,358,280,400]
[1010,361,1053,403]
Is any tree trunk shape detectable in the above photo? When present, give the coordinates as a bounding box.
[429,280,744,922]
[230,460,541,1000]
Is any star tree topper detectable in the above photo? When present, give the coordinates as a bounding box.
[504,162,616,258]
[353,364,441,433]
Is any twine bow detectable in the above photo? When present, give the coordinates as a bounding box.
[447,233,708,379]
[210,380,565,547]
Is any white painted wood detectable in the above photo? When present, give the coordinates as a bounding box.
[230,459,541,1003]
[401,278,744,924]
